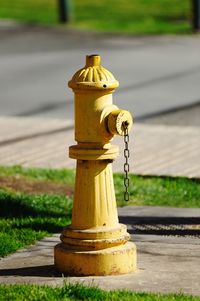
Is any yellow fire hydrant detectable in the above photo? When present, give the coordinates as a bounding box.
[54,55,137,275]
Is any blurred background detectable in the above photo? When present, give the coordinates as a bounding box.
[0,0,200,125]
[0,0,193,33]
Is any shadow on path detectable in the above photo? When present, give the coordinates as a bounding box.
[0,265,61,277]
[119,216,200,236]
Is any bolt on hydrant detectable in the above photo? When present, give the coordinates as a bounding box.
[54,55,137,275]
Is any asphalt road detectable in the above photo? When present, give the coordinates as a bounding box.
[1,24,200,121]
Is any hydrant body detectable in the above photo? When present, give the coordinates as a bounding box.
[54,55,137,275]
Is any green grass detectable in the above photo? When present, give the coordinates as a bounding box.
[0,165,75,185]
[0,166,75,257]
[0,282,199,301]
[0,189,72,257]
[73,0,191,34]
[0,0,192,34]
[0,0,58,25]
[114,173,200,207]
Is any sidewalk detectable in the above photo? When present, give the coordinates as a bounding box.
[0,116,199,178]
[0,206,199,295]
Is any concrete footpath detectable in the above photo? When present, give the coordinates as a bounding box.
[0,206,199,295]
[0,116,199,178]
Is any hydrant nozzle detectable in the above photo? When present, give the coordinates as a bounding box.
[108,109,133,136]
[54,55,137,276]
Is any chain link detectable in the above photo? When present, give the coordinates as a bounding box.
[122,121,130,202]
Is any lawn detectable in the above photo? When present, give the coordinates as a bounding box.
[0,282,200,301]
[0,190,72,257]
[0,165,199,258]
[0,0,192,34]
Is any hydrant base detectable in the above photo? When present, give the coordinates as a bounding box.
[54,241,137,276]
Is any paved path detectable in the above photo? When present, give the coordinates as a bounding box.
[0,206,199,295]
[0,25,200,120]
[0,117,199,178]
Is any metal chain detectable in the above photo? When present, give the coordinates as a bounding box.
[122,121,130,202]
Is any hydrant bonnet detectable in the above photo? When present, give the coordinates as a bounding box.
[68,55,119,91]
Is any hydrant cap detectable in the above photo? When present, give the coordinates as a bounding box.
[68,55,119,91]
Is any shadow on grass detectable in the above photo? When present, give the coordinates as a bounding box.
[14,221,64,233]
[0,196,39,218]
[0,193,69,218]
